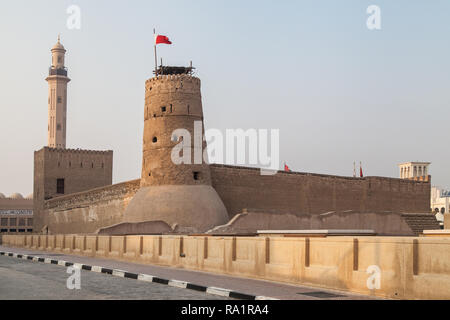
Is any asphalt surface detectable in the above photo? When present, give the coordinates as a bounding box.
[0,255,232,300]
[0,245,378,300]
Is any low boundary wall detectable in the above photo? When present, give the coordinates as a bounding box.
[2,234,450,300]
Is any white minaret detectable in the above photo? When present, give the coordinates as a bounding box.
[46,36,70,149]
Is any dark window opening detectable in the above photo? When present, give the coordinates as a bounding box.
[10,229,16,233]
[148,172,151,177]
[10,218,17,226]
[161,106,167,112]
[27,229,33,233]
[18,229,25,233]
[57,178,65,194]
[0,229,7,233]
[152,137,158,143]
[80,162,83,168]
[187,105,190,114]
[193,172,200,181]
[58,162,60,167]
[57,96,62,103]
[102,163,104,169]
[170,104,173,112]
[69,162,71,168]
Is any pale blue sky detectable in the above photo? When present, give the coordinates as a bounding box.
[0,0,449,196]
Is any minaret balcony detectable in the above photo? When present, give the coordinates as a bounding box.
[48,68,68,77]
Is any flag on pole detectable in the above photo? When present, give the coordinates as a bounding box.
[284,163,291,172]
[360,162,364,178]
[155,35,172,45]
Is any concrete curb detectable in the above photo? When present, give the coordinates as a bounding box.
[0,251,277,300]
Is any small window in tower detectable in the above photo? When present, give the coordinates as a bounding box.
[91,163,94,169]
[57,124,61,131]
[170,104,173,113]
[80,162,83,168]
[161,106,167,112]
[69,162,71,168]
[58,96,62,103]
[152,137,158,143]
[102,163,104,168]
[57,178,65,194]
[187,105,190,114]
[193,172,200,181]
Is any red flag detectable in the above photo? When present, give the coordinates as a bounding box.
[155,35,172,45]
[360,163,364,178]
[284,163,291,172]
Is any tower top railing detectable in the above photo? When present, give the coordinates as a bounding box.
[153,65,195,76]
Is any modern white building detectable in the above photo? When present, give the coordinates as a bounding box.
[431,186,450,226]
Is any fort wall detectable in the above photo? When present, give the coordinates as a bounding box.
[44,179,140,234]
[38,164,431,235]
[210,164,431,219]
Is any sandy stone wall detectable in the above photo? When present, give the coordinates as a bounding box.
[3,234,450,300]
[44,179,140,234]
[210,164,431,219]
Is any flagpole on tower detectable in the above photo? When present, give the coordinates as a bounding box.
[153,28,158,76]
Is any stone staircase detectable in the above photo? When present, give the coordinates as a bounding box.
[401,213,441,236]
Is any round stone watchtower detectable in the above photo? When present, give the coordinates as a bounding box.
[141,74,211,186]
[123,68,229,232]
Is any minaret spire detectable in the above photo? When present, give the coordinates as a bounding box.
[46,37,71,149]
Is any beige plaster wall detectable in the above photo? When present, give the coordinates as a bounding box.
[3,234,450,300]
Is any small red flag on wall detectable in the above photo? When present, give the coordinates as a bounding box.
[155,35,172,45]
[360,162,364,178]
[284,163,291,172]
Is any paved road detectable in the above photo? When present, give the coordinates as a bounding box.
[0,256,232,300]
[0,246,377,300]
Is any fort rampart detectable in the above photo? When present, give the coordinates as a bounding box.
[37,165,431,234]
[43,179,140,234]
[210,164,431,218]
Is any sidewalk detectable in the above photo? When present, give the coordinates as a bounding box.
[0,245,378,300]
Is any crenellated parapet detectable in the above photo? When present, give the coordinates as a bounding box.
[38,146,113,155]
